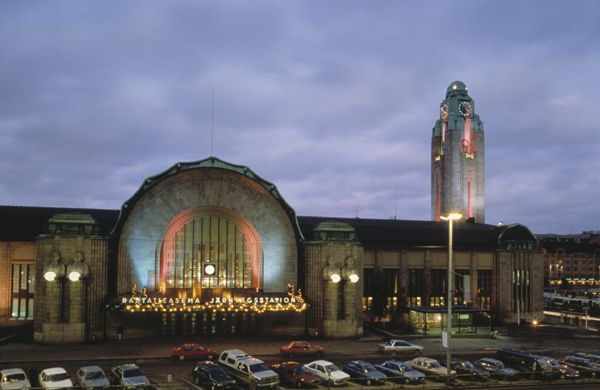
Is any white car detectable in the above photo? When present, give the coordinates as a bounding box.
[303,360,349,386]
[0,368,31,390]
[76,366,110,389]
[378,339,424,354]
[408,357,456,377]
[38,367,73,389]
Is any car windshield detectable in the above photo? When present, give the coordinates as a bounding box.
[548,359,559,368]
[394,364,407,372]
[429,362,440,369]
[86,371,104,380]
[494,361,505,369]
[463,361,474,369]
[293,367,310,375]
[123,369,143,378]
[249,363,269,373]
[324,364,339,373]
[362,363,377,371]
[50,373,69,382]
[537,359,551,369]
[5,373,26,382]
[208,367,229,380]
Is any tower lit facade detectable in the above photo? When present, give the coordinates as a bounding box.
[431,81,485,223]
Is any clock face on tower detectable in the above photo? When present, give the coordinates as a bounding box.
[458,101,472,117]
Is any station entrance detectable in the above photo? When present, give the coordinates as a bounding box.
[160,311,261,336]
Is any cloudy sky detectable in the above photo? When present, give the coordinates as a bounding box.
[1,1,599,234]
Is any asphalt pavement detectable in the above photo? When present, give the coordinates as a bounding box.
[1,323,598,365]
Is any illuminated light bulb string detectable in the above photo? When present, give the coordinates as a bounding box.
[116,283,307,314]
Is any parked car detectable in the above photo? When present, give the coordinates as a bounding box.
[342,360,386,386]
[374,360,425,384]
[270,361,322,388]
[192,361,236,389]
[280,341,325,357]
[540,357,580,379]
[0,368,31,390]
[303,360,349,386]
[561,356,600,378]
[407,357,455,378]
[451,359,490,381]
[378,339,423,355]
[473,358,519,380]
[38,367,73,389]
[575,352,600,364]
[495,348,553,379]
[110,364,150,389]
[76,366,110,390]
[171,343,218,361]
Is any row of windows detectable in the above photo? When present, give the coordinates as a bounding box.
[363,268,492,312]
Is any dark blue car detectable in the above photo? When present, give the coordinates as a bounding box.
[342,360,386,386]
[374,360,425,384]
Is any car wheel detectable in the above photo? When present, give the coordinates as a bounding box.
[416,349,423,356]
[179,355,185,361]
[365,379,372,386]
[207,355,214,360]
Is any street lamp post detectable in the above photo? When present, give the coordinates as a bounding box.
[441,212,462,381]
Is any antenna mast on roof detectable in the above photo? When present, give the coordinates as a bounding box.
[210,90,215,156]
[394,185,398,220]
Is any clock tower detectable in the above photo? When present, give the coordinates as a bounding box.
[431,81,485,222]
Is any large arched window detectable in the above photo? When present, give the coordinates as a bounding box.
[160,208,261,290]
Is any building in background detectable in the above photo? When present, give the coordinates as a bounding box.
[539,232,600,287]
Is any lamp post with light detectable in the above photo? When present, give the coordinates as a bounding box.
[440,212,462,381]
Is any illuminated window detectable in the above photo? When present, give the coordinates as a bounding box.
[10,263,34,319]
[161,215,258,289]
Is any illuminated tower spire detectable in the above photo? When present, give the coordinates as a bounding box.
[431,81,485,222]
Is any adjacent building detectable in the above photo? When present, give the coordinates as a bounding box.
[539,232,600,287]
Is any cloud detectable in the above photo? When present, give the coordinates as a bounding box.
[0,1,599,234]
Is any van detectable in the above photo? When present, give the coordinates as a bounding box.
[218,349,250,370]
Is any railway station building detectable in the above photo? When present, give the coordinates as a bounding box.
[0,82,546,343]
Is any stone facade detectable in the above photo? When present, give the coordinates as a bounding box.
[113,163,299,297]
[33,216,108,343]
[0,159,546,343]
[304,222,363,338]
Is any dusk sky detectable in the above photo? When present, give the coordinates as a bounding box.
[1,1,599,234]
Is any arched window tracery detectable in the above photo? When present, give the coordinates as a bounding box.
[160,209,261,291]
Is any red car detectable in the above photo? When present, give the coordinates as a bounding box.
[171,343,218,361]
[280,341,325,357]
[270,361,322,388]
